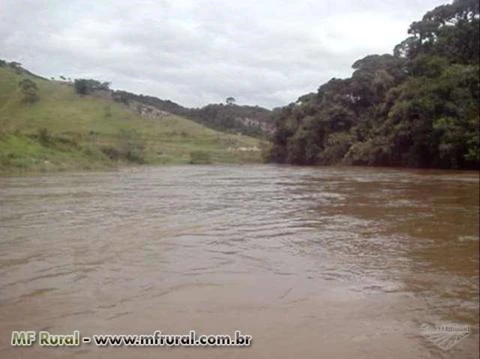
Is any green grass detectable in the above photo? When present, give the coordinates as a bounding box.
[0,66,263,174]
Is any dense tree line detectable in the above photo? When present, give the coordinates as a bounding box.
[183,103,273,137]
[270,0,479,169]
[112,90,273,138]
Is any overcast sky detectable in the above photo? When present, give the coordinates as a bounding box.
[0,0,448,109]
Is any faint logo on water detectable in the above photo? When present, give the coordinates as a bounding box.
[420,323,470,351]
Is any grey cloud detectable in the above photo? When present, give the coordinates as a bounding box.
[0,0,448,108]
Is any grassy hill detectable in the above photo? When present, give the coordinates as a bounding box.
[0,64,264,174]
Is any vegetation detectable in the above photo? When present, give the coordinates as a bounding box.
[270,0,479,169]
[74,79,110,95]
[0,64,262,174]
[112,90,274,138]
[184,103,273,138]
[18,79,39,103]
[189,150,212,164]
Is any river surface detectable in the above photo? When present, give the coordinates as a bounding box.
[0,165,478,358]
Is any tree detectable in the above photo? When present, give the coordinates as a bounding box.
[74,79,110,95]
[226,97,236,105]
[18,79,39,103]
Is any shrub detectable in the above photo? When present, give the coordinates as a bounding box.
[18,79,39,103]
[189,151,212,164]
[101,146,121,160]
[22,88,39,103]
[37,128,51,145]
[119,129,145,163]
[100,130,145,163]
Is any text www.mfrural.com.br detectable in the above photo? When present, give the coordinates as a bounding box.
[11,330,252,348]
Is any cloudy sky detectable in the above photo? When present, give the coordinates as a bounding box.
[1,0,447,109]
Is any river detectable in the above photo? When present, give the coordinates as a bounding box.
[0,165,478,358]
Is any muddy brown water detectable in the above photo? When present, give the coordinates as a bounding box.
[0,165,478,358]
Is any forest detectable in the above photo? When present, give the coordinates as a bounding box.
[270,0,479,169]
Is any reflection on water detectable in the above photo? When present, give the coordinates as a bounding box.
[0,165,478,358]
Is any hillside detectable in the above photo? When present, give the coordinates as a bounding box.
[0,63,264,174]
[112,90,275,138]
[270,0,479,169]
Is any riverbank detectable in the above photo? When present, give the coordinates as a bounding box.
[0,65,265,175]
[0,131,264,176]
